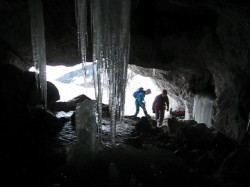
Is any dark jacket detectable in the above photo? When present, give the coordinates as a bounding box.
[152,94,169,111]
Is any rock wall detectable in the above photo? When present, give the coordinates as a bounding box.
[130,0,250,141]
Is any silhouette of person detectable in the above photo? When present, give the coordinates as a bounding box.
[152,89,169,126]
[133,88,151,118]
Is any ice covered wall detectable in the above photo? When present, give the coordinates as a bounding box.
[193,93,214,127]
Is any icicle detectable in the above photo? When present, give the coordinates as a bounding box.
[193,93,214,127]
[108,0,130,145]
[184,100,190,120]
[29,0,47,108]
[76,0,103,143]
[75,0,89,76]
[75,0,87,63]
[91,0,130,145]
[91,0,108,141]
[92,0,107,143]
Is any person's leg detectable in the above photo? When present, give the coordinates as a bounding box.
[133,100,140,117]
[142,104,151,118]
[155,109,160,126]
[155,110,160,121]
[143,110,151,118]
[158,109,165,126]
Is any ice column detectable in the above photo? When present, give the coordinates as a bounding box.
[193,93,214,127]
[91,0,108,141]
[75,0,87,63]
[91,0,130,145]
[29,0,47,108]
[184,100,190,120]
[75,100,97,151]
[106,0,130,145]
[76,0,103,144]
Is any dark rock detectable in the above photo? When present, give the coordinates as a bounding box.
[47,81,60,111]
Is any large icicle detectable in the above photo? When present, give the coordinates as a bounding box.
[91,0,130,145]
[184,100,190,120]
[29,0,47,108]
[91,0,108,142]
[107,0,130,145]
[75,0,87,63]
[75,0,89,79]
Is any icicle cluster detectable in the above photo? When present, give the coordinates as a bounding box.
[28,0,130,147]
[75,0,130,145]
[29,0,47,108]
[91,0,130,144]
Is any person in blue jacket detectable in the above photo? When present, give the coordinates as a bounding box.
[133,88,151,118]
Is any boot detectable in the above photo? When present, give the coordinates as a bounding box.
[144,111,151,119]
[133,110,139,118]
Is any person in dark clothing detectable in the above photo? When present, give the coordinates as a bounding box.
[152,89,169,126]
[133,88,151,118]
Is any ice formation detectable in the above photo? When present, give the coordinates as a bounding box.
[193,93,214,127]
[75,99,98,151]
[29,0,47,108]
[76,0,131,145]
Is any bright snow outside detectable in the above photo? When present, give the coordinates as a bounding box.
[43,63,174,118]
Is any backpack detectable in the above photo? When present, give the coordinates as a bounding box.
[133,87,144,98]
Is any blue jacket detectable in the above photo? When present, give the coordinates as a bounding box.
[135,91,146,106]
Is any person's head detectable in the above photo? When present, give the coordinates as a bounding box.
[162,89,167,97]
[145,89,151,95]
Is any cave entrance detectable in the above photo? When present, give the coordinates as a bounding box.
[46,63,178,117]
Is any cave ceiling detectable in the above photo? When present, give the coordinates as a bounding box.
[0,0,248,70]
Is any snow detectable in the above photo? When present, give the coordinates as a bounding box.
[45,64,170,117]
